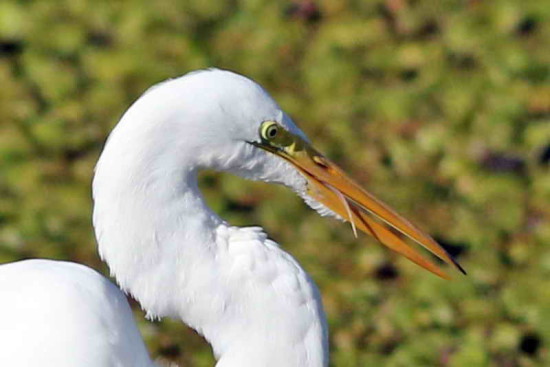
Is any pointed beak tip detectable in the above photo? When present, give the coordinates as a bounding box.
[455,261,468,276]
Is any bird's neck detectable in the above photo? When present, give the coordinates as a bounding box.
[93,147,328,366]
[93,152,217,312]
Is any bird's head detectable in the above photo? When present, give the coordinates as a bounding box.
[106,68,465,279]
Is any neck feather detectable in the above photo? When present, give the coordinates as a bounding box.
[93,152,219,315]
[93,124,328,367]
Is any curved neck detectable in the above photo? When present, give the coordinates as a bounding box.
[93,127,328,367]
[93,155,219,314]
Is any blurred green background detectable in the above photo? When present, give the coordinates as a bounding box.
[0,0,549,366]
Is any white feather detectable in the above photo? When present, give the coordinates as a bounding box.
[0,260,155,367]
[1,69,330,367]
[93,69,329,366]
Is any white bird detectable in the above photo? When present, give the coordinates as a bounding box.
[0,69,464,367]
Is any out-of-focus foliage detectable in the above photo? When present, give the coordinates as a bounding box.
[0,0,549,366]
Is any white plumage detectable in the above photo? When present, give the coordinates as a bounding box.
[1,70,328,367]
[0,69,461,367]
[0,260,153,366]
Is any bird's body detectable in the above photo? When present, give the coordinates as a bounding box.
[0,69,462,366]
[0,260,154,367]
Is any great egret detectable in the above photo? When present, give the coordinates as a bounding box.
[0,69,464,367]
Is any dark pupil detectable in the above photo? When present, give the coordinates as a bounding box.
[268,126,278,138]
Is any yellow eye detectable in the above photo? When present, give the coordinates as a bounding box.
[259,121,296,148]
[261,122,279,141]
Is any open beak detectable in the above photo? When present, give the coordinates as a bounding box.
[254,136,466,279]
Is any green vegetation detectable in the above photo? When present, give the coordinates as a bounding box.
[0,0,548,365]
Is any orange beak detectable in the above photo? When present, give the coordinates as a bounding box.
[255,135,466,279]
